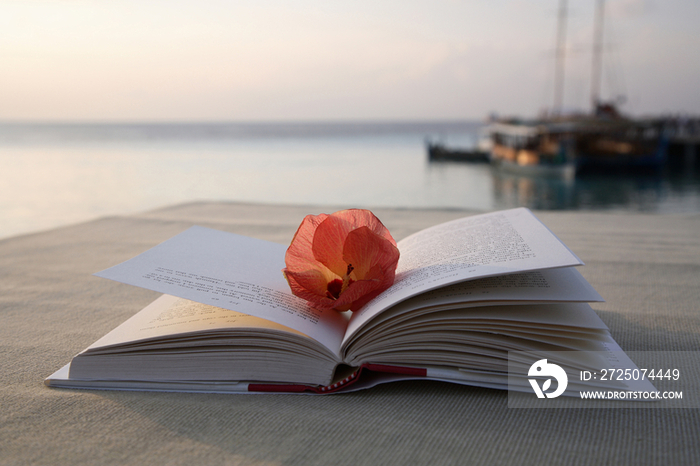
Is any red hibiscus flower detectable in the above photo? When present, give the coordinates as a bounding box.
[282,209,400,312]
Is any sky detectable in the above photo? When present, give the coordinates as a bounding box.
[1,0,699,122]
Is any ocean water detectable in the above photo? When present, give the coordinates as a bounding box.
[1,121,699,240]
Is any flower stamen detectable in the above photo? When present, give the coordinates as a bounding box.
[325,264,354,300]
[326,279,343,300]
[341,264,354,294]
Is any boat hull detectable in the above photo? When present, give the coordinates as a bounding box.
[427,143,489,163]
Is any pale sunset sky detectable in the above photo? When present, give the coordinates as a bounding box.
[1,0,698,121]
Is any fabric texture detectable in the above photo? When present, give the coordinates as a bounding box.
[1,202,699,465]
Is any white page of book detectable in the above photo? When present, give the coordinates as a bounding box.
[88,295,305,349]
[347,208,585,338]
[343,302,611,363]
[84,295,336,363]
[343,267,603,344]
[95,226,347,356]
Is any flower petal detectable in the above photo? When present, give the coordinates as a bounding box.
[283,269,338,310]
[342,226,400,281]
[311,209,396,276]
[330,276,386,312]
[333,209,397,244]
[311,215,352,277]
[284,213,329,273]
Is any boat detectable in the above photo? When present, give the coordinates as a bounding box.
[426,140,490,163]
[488,0,667,177]
[572,110,669,171]
[488,111,668,177]
[488,120,577,179]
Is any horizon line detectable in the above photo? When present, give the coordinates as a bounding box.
[0,117,491,126]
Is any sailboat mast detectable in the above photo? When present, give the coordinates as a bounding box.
[590,0,605,112]
[553,0,567,116]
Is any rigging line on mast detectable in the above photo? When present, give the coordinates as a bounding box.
[591,0,605,110]
[604,10,628,108]
[553,0,568,116]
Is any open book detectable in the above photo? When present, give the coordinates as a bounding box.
[46,208,653,395]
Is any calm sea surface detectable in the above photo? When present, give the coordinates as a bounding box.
[2,121,700,240]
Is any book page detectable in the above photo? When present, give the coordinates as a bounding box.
[347,208,584,341]
[72,294,340,385]
[379,267,603,317]
[95,226,347,356]
[343,302,613,371]
[343,267,604,346]
[85,294,322,351]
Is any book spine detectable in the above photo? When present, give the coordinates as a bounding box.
[248,369,361,394]
[247,383,316,393]
[363,364,427,377]
[247,364,427,394]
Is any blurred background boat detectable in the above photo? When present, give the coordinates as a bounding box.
[429,0,697,178]
[487,106,673,178]
[426,132,490,163]
[488,119,577,179]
